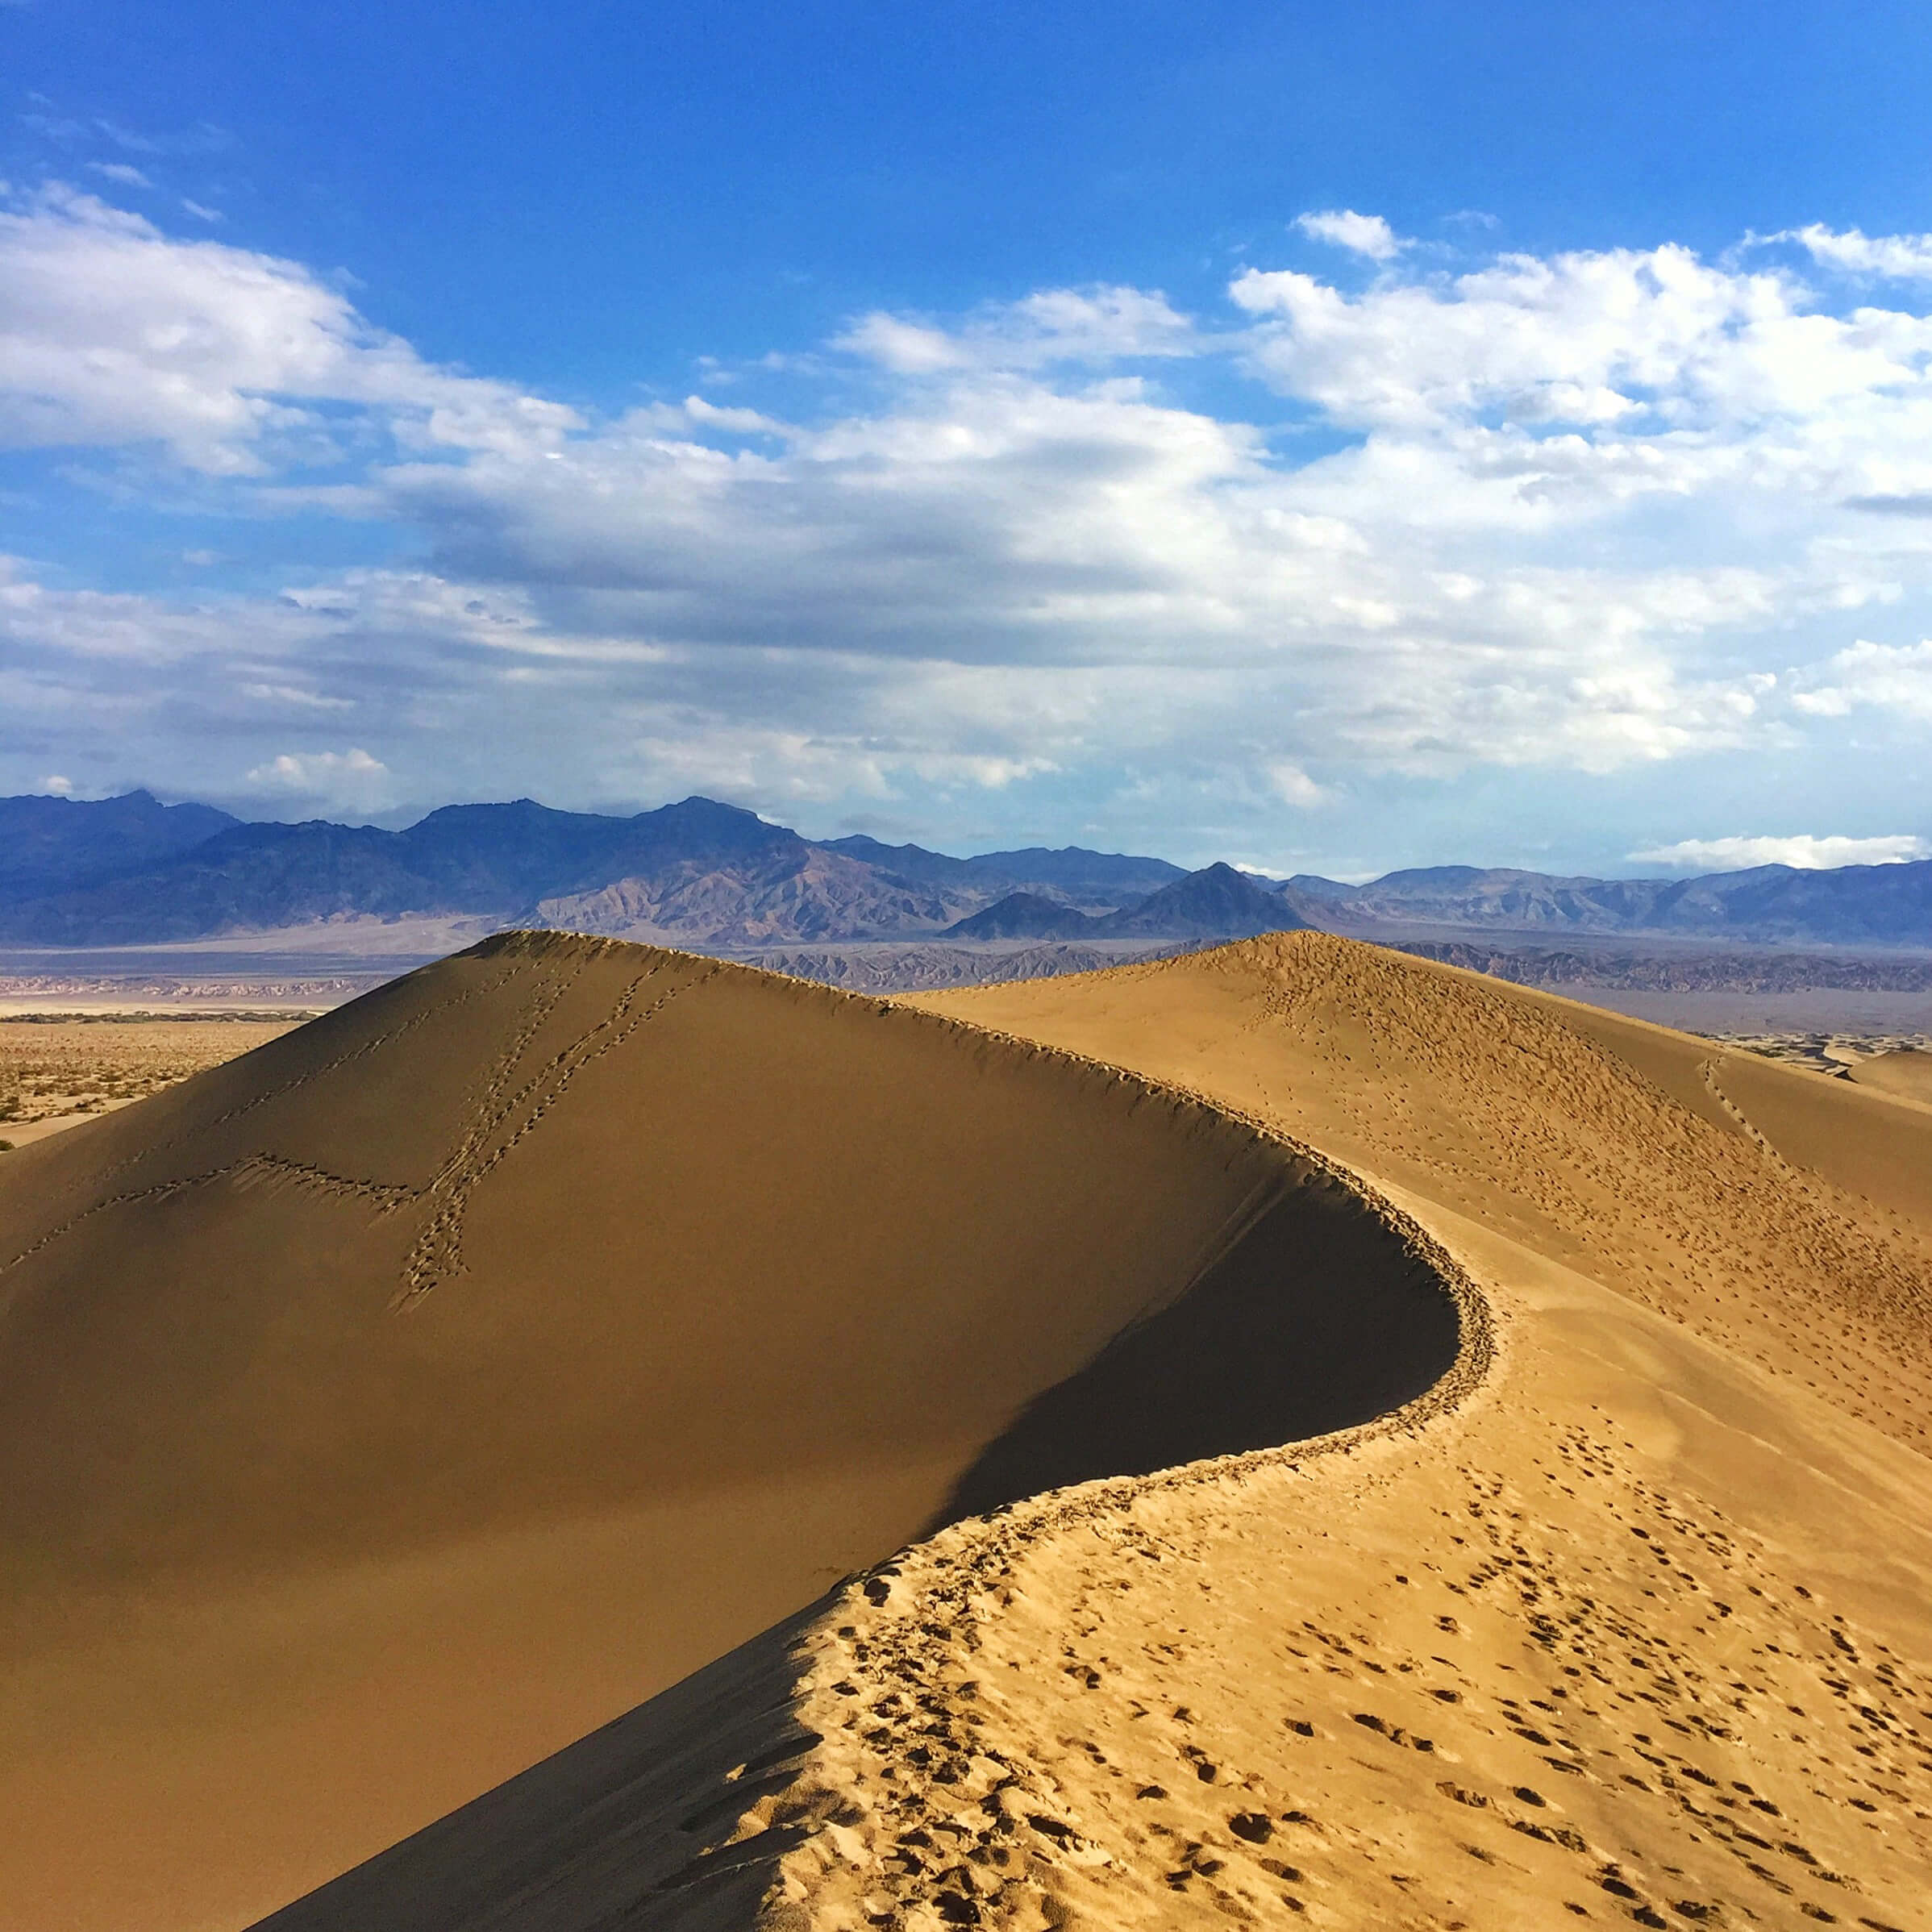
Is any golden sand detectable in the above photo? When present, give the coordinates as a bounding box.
[1849,1044,1932,1110]
[3,931,1930,1930]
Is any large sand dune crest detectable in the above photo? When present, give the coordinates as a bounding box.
[258,932,1932,1930]
[0,931,1476,1930]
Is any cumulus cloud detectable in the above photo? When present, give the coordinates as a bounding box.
[245,747,392,811]
[247,746,386,785]
[1790,639,1932,719]
[836,285,1195,373]
[1629,834,1931,872]
[1293,210,1405,261]
[1267,762,1331,807]
[0,184,579,473]
[1228,239,1932,434]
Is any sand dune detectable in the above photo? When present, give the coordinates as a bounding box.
[244,931,1932,1932]
[0,931,1472,1930]
[8,928,1932,1928]
[1850,1043,1932,1109]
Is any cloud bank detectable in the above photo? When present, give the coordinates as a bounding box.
[2,187,1931,857]
[1629,834,1931,872]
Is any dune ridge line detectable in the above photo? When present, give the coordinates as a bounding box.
[2,927,1489,1930]
[121,929,1932,1927]
[244,935,1497,1931]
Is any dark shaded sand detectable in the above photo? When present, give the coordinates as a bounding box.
[0,932,1459,1930]
[255,931,1932,1931]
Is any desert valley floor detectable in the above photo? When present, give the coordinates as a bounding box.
[2,931,1930,1931]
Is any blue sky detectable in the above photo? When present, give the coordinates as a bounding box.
[4,2,1932,876]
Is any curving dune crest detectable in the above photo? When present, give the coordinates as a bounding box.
[259,932,1932,1930]
[0,931,1473,1932]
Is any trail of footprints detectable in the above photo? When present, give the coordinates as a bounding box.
[396,956,718,1304]
[1698,1059,1780,1161]
[751,1420,1932,1930]
[0,941,717,1308]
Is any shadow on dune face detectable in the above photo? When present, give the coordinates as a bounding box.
[252,1178,1467,1932]
[935,1177,1462,1529]
[251,1594,839,1932]
[234,948,1472,1932]
[0,931,1476,1932]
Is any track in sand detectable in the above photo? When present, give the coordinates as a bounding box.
[5,929,1932,1930]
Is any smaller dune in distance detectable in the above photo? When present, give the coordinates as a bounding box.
[1849,1043,1932,1107]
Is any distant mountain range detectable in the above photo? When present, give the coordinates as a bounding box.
[0,793,1232,949]
[0,790,238,904]
[1292,864,1932,947]
[0,790,1927,952]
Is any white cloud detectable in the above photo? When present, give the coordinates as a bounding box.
[237,681,355,712]
[836,285,1194,373]
[679,393,785,434]
[836,313,968,374]
[41,774,72,795]
[1790,638,1932,719]
[244,747,392,810]
[85,162,150,189]
[0,184,580,473]
[1293,210,1405,262]
[1267,762,1330,807]
[1777,224,1932,281]
[1629,834,1930,872]
[1228,240,1932,433]
[631,395,788,436]
[247,747,386,784]
[364,356,1834,781]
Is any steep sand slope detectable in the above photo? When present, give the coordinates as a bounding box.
[0,933,1463,1932]
[260,934,1932,1932]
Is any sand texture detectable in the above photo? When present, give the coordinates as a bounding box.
[6,930,1932,1930]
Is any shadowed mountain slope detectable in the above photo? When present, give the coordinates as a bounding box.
[6,791,1931,950]
[1301,857,1932,944]
[939,891,1102,940]
[533,846,964,944]
[0,788,236,904]
[0,799,1199,947]
[0,797,803,944]
[822,837,1185,907]
[0,931,1462,1932]
[1094,860,1312,939]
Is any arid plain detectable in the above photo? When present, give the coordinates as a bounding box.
[2,931,1930,1931]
